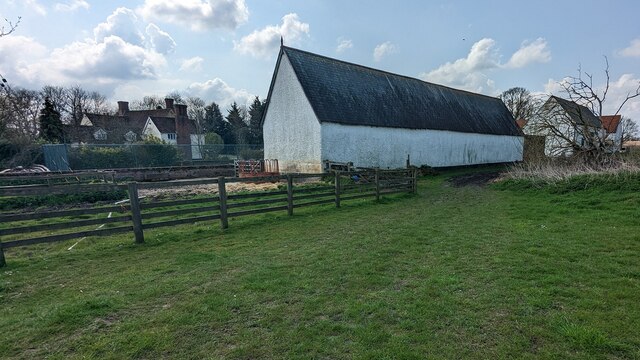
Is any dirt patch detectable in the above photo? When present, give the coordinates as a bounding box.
[139,181,283,199]
[447,172,503,187]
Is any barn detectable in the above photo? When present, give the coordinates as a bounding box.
[261,46,523,173]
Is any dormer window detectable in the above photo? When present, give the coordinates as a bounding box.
[124,131,137,142]
[94,128,107,140]
[167,133,177,140]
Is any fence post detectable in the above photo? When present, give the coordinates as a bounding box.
[218,177,229,229]
[334,171,341,208]
[128,182,144,244]
[0,243,6,268]
[286,174,294,216]
[375,169,380,201]
[412,168,418,194]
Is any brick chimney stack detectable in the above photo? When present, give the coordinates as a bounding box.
[165,98,174,110]
[174,104,189,142]
[117,101,129,116]
[174,103,192,159]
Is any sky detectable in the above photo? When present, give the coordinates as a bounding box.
[1,0,639,120]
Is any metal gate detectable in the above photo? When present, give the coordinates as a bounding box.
[42,144,70,171]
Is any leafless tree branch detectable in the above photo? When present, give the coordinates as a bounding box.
[0,17,21,37]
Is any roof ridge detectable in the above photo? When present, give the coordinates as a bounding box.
[282,46,501,101]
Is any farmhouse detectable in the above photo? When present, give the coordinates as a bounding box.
[600,115,623,152]
[261,46,524,173]
[527,96,604,156]
[63,98,204,159]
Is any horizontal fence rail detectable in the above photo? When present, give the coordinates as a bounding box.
[0,169,417,266]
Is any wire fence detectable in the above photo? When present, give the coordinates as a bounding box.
[42,144,263,171]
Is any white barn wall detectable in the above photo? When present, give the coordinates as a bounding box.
[322,123,523,168]
[263,54,322,173]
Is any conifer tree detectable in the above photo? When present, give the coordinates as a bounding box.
[248,96,265,145]
[39,97,63,143]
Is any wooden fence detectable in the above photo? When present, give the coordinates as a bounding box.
[0,171,116,187]
[0,169,416,267]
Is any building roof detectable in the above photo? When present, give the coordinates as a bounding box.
[148,116,177,133]
[600,115,622,134]
[515,119,528,129]
[265,46,521,136]
[549,96,602,128]
[64,106,196,144]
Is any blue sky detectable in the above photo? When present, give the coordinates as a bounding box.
[1,0,639,119]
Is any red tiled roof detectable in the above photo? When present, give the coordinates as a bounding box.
[515,118,527,129]
[600,115,621,134]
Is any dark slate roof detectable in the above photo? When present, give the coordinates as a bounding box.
[265,46,521,136]
[64,108,197,144]
[149,116,176,133]
[549,96,602,128]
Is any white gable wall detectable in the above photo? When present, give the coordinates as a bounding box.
[322,123,523,168]
[142,118,163,141]
[263,53,322,173]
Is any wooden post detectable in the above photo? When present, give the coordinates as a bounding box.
[375,169,380,201]
[0,243,6,268]
[334,171,341,208]
[412,168,418,193]
[218,177,229,229]
[286,174,294,216]
[128,182,144,244]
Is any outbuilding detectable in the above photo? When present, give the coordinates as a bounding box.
[262,46,523,172]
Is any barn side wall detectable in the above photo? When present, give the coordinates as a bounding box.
[263,54,323,173]
[321,123,524,168]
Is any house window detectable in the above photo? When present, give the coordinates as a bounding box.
[124,131,137,142]
[93,129,107,141]
[167,133,177,140]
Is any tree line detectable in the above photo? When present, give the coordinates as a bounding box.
[0,82,266,167]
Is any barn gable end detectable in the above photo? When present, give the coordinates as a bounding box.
[262,52,323,173]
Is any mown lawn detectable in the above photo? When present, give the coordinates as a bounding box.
[1,170,639,359]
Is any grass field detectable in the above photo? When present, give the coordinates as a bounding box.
[1,169,639,359]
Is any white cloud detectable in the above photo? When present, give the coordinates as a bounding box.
[186,78,253,107]
[594,74,640,120]
[373,41,396,62]
[138,0,248,31]
[24,0,47,16]
[34,36,165,84]
[180,57,205,72]
[145,23,176,54]
[421,37,552,93]
[336,38,353,53]
[234,13,309,59]
[0,35,48,85]
[54,0,89,12]
[420,38,499,92]
[0,8,169,93]
[94,7,145,46]
[619,38,640,58]
[505,38,551,68]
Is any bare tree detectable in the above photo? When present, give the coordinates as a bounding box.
[499,87,536,121]
[0,17,20,37]
[0,87,43,141]
[131,95,165,110]
[621,117,639,143]
[561,57,640,118]
[41,85,68,115]
[528,58,640,159]
[186,96,206,134]
[527,95,606,158]
[64,85,108,125]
